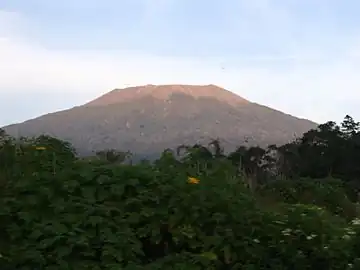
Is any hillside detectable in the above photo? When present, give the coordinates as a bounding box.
[3,84,317,157]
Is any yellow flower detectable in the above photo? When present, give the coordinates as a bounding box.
[187,176,200,184]
[35,146,46,150]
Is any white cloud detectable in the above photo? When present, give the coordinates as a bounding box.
[1,9,360,125]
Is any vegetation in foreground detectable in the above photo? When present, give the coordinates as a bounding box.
[1,115,360,269]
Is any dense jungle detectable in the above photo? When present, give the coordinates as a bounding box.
[1,115,360,269]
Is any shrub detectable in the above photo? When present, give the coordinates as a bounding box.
[258,177,357,220]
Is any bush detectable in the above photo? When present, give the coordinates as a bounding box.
[258,178,357,220]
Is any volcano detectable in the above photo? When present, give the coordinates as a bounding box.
[3,84,317,158]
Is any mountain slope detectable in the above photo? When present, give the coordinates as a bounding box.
[3,84,317,157]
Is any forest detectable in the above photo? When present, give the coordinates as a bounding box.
[1,115,360,269]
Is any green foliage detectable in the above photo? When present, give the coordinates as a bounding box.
[259,178,357,220]
[1,115,360,268]
[95,149,132,164]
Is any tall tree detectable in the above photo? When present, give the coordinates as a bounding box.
[341,115,359,138]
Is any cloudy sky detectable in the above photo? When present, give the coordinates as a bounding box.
[1,0,360,126]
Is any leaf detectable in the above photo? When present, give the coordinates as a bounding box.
[52,223,68,235]
[110,184,124,196]
[128,178,140,186]
[223,245,231,264]
[56,246,72,258]
[127,212,140,224]
[29,229,43,240]
[199,252,218,261]
[88,216,103,226]
[95,174,112,185]
[81,186,96,202]
[40,237,58,249]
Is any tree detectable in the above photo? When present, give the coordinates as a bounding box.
[208,139,225,158]
[95,149,131,164]
[176,143,213,162]
[341,115,359,138]
[0,128,6,139]
[272,115,360,201]
[227,145,268,190]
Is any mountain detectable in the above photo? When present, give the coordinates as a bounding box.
[3,84,317,158]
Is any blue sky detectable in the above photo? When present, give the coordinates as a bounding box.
[1,0,360,126]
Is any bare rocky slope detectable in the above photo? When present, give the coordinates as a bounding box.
[3,84,317,158]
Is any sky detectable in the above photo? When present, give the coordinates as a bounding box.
[1,0,360,126]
